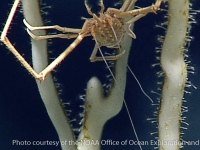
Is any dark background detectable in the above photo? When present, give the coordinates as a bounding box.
[0,0,200,150]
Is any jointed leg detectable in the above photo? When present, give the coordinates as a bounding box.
[26,29,79,40]
[109,0,162,18]
[24,19,82,40]
[1,0,41,79]
[23,19,81,33]
[1,0,88,81]
[39,34,85,79]
[120,0,137,12]
[120,0,132,12]
[2,37,41,79]
[38,21,89,80]
[90,43,125,62]
[124,13,146,25]
[1,0,20,39]
[120,14,146,39]
[126,0,137,11]
[118,0,162,18]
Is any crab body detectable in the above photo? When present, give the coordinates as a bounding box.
[90,12,124,47]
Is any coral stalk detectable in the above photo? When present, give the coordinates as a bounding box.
[21,1,76,150]
[158,0,189,149]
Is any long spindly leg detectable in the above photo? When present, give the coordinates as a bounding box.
[24,19,82,40]
[0,0,87,81]
[23,19,81,33]
[109,0,162,19]
[38,21,89,80]
[118,0,162,18]
[126,0,137,11]
[0,0,41,79]
[1,0,19,39]
[38,34,85,80]
[120,0,132,12]
[120,0,137,12]
[89,43,125,62]
[26,29,79,40]
[124,13,146,25]
[123,14,145,39]
[1,37,41,79]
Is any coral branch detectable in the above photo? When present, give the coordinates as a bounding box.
[21,1,76,150]
[158,0,189,149]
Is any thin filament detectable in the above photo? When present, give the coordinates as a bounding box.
[110,21,153,103]
[94,38,143,150]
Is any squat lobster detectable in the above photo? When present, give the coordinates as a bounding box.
[1,0,162,81]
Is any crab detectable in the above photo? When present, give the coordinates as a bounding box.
[1,0,162,81]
